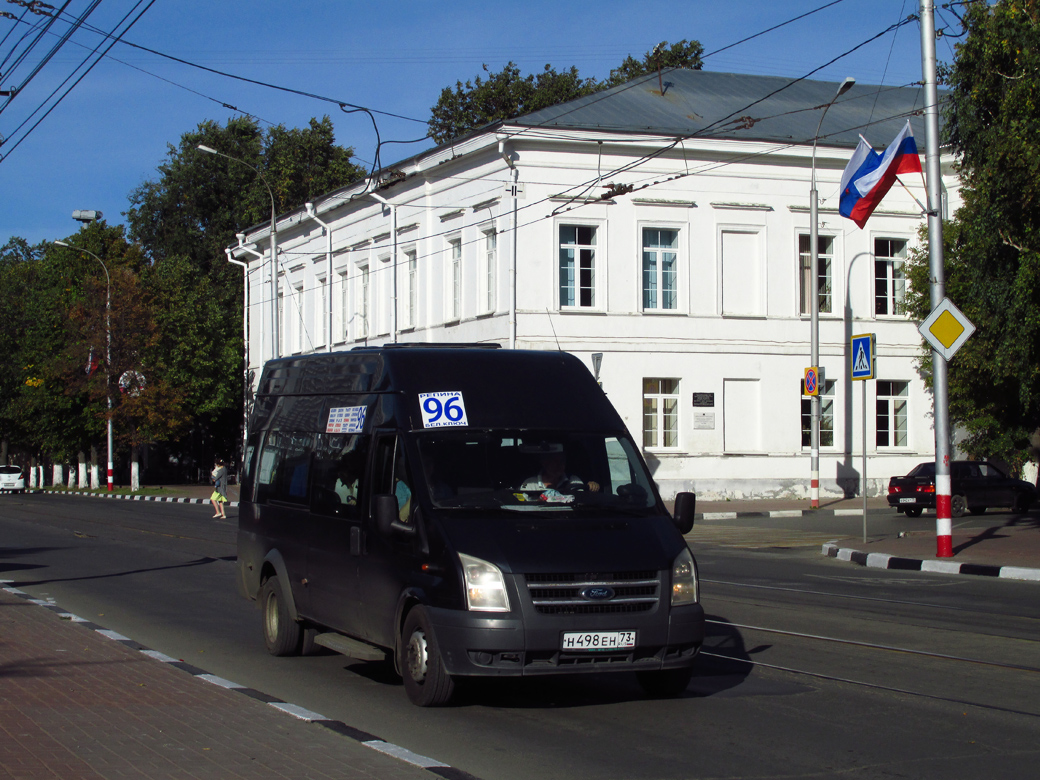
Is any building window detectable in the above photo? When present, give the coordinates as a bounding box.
[405,250,417,328]
[799,234,834,315]
[643,378,679,449]
[278,289,285,355]
[483,229,497,314]
[875,238,907,316]
[357,265,370,338]
[560,225,596,307]
[876,380,908,447]
[450,238,462,321]
[642,228,678,310]
[801,379,835,447]
[338,270,349,342]
[293,285,304,353]
[317,277,327,348]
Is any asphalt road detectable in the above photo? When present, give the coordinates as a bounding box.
[3,494,1039,779]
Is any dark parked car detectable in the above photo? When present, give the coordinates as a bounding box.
[887,460,1036,518]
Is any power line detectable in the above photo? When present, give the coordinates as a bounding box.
[0,0,157,162]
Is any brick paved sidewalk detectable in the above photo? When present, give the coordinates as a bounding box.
[0,588,434,780]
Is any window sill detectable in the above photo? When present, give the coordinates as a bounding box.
[641,308,685,316]
[559,307,607,315]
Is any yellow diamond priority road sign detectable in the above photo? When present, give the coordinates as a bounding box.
[919,297,975,361]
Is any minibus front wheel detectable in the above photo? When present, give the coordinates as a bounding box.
[261,577,301,656]
[401,606,455,706]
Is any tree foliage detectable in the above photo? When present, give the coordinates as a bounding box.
[0,115,364,480]
[603,39,704,88]
[427,40,703,144]
[124,115,365,461]
[905,0,1040,472]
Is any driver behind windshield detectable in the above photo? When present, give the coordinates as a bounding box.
[520,447,600,496]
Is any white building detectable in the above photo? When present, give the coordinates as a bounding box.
[229,70,960,500]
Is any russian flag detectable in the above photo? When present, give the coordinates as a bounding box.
[839,120,922,228]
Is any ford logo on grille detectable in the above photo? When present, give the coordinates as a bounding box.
[581,586,615,601]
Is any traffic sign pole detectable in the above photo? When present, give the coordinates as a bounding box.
[851,334,875,543]
[921,1,953,558]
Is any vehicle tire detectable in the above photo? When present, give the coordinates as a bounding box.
[261,577,301,657]
[1012,492,1033,514]
[301,626,321,656]
[904,507,923,518]
[401,606,455,707]
[968,506,986,516]
[950,494,967,519]
[636,666,694,698]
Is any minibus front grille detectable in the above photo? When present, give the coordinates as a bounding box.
[524,571,661,615]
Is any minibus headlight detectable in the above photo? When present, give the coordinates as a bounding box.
[671,547,698,606]
[459,553,510,612]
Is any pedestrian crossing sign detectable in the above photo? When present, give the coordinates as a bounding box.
[851,334,876,380]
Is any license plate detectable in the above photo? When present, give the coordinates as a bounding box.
[899,497,916,504]
[561,631,636,651]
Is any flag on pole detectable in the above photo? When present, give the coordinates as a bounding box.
[85,346,99,376]
[839,120,923,228]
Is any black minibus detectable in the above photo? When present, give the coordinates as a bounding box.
[236,345,703,706]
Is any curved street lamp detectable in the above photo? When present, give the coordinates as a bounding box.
[809,76,855,509]
[197,144,280,361]
[53,240,113,492]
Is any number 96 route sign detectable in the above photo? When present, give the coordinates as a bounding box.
[419,391,469,428]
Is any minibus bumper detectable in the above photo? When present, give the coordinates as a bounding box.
[426,603,704,677]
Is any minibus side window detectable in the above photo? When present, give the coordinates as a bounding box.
[373,436,413,524]
[255,431,313,506]
[310,433,369,519]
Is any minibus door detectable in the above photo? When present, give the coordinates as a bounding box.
[358,432,423,647]
[304,433,369,635]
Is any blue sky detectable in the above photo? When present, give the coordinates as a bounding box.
[0,0,958,248]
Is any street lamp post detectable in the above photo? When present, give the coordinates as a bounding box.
[197,144,280,361]
[809,76,855,509]
[54,240,113,492]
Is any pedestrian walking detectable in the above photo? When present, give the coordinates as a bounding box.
[210,458,228,519]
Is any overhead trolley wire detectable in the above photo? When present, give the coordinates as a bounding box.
[0,0,156,162]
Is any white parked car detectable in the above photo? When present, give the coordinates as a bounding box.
[0,465,25,493]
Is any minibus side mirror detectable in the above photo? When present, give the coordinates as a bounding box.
[673,491,696,535]
[374,493,417,537]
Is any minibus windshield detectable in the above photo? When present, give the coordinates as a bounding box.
[414,431,657,513]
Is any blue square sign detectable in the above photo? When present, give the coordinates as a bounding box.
[851,334,876,380]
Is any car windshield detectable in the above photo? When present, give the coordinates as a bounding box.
[0,466,21,475]
[413,430,658,514]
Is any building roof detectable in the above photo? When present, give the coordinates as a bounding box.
[514,69,935,150]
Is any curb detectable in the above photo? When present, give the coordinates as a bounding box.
[26,489,239,508]
[698,507,889,520]
[821,541,1040,582]
[0,580,480,780]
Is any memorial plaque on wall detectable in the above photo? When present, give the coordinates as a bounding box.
[694,412,715,430]
[692,393,715,408]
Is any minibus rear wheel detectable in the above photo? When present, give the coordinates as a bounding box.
[401,606,455,706]
[261,577,301,656]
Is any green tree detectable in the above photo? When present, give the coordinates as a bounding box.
[603,39,703,88]
[0,238,43,463]
[126,115,364,462]
[905,0,1040,474]
[427,41,703,144]
[428,62,600,144]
